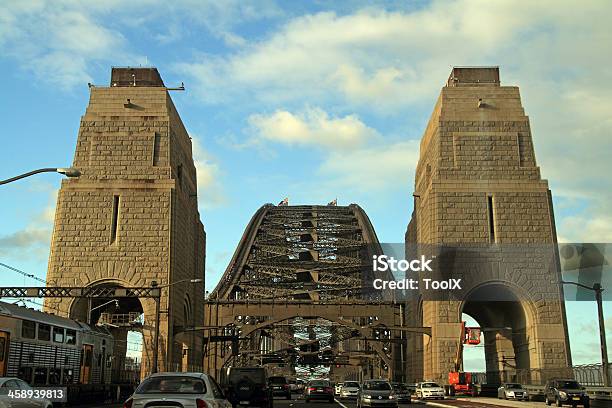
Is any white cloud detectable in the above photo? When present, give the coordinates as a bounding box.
[0,1,140,88]
[318,140,419,192]
[191,136,227,209]
[175,1,612,242]
[248,107,378,150]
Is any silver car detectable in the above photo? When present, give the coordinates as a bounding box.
[357,380,398,408]
[0,377,52,408]
[124,372,232,408]
[498,383,529,401]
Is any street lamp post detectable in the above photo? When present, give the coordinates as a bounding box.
[1,167,81,185]
[151,278,202,374]
[562,280,609,386]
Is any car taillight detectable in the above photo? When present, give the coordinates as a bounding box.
[196,399,208,408]
[123,400,133,408]
[324,387,333,393]
[283,384,289,389]
[308,387,316,391]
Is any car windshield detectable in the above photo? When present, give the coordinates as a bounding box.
[558,381,580,389]
[422,383,440,388]
[136,376,206,394]
[310,380,330,387]
[363,381,391,391]
[392,383,409,391]
[344,382,359,388]
[506,384,522,389]
[269,377,287,384]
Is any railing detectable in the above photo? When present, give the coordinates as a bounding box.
[470,364,611,387]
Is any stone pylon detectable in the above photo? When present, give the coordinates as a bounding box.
[405,67,571,385]
[45,67,206,376]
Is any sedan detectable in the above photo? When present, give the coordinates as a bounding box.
[123,372,232,408]
[498,383,529,401]
[0,377,53,408]
[357,380,398,408]
[304,380,334,403]
[340,381,360,399]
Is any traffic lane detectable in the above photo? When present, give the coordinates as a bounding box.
[449,397,544,407]
[274,394,339,408]
[414,397,544,407]
[332,396,425,407]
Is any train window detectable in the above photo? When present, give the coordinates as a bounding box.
[53,327,64,343]
[38,324,51,341]
[22,320,36,339]
[63,368,74,384]
[18,367,33,383]
[66,329,76,345]
[49,368,61,385]
[33,367,47,385]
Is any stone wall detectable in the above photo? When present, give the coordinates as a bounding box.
[45,68,205,376]
[405,67,571,384]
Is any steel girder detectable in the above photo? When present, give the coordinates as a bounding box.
[205,204,408,380]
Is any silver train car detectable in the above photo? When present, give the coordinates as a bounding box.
[0,301,114,387]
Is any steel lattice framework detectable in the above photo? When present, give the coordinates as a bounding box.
[204,204,419,381]
[211,204,382,301]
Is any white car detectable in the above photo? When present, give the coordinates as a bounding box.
[335,383,343,395]
[123,372,232,408]
[0,377,53,408]
[415,382,445,400]
[340,381,360,399]
[498,383,529,400]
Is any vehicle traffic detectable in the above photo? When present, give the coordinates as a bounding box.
[339,381,360,399]
[497,383,529,401]
[123,372,231,408]
[390,382,412,404]
[225,367,272,408]
[357,379,397,408]
[414,382,445,400]
[268,376,291,400]
[304,379,334,403]
[545,379,589,407]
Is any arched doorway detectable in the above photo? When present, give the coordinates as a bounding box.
[461,283,533,384]
[69,282,146,383]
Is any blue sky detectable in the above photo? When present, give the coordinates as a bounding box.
[1,0,611,370]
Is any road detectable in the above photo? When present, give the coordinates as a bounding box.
[71,393,558,408]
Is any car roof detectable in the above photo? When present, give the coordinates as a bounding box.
[147,372,207,378]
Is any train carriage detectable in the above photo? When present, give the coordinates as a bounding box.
[0,301,114,389]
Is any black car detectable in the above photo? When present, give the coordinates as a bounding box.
[226,367,273,408]
[268,376,292,399]
[304,379,334,403]
[545,379,589,407]
[390,382,411,404]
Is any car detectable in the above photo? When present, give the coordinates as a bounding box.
[497,383,529,401]
[123,372,231,408]
[268,376,291,400]
[357,379,398,408]
[288,379,299,393]
[340,381,360,399]
[305,380,334,403]
[335,382,343,395]
[414,382,445,400]
[226,367,272,408]
[0,377,53,408]
[545,379,589,407]
[297,379,306,392]
[390,382,412,404]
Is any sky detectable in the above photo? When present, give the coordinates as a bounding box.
[0,0,611,371]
